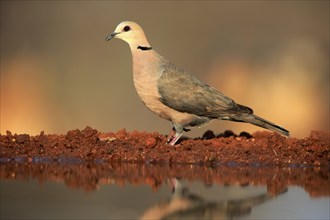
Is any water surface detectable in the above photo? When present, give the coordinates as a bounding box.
[1,160,329,219]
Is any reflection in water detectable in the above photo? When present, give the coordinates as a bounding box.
[1,160,329,219]
[140,178,287,220]
[0,160,328,196]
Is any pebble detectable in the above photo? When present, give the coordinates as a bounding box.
[145,137,157,148]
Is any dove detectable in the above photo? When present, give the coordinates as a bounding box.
[106,21,289,145]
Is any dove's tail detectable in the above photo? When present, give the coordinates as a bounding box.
[227,114,290,136]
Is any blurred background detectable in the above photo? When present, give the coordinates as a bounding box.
[1,1,329,138]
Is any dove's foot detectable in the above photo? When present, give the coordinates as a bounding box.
[166,127,183,145]
[166,127,175,143]
[167,133,183,145]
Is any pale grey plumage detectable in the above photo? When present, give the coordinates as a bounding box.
[106,21,289,145]
[158,62,250,118]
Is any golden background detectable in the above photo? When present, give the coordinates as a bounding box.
[1,1,329,138]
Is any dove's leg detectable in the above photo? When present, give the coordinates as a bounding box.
[166,127,176,143]
[168,131,183,146]
[166,123,193,145]
[167,124,185,145]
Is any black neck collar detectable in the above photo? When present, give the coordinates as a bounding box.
[137,45,153,51]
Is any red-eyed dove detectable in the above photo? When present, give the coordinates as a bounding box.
[106,21,289,145]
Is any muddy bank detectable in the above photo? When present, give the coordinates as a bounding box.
[0,126,329,166]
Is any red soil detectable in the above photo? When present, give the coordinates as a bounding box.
[1,126,329,166]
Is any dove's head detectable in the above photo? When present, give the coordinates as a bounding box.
[106,21,150,49]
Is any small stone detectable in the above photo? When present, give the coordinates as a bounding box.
[202,130,216,140]
[223,130,236,137]
[145,137,157,148]
[239,131,252,138]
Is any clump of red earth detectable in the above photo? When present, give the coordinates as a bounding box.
[1,126,329,166]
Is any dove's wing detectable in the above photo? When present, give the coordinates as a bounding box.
[157,63,252,118]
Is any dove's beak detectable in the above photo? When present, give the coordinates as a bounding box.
[106,32,119,41]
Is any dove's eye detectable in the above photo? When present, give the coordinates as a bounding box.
[123,26,131,32]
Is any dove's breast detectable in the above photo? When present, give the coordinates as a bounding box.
[132,51,170,119]
[131,50,199,126]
